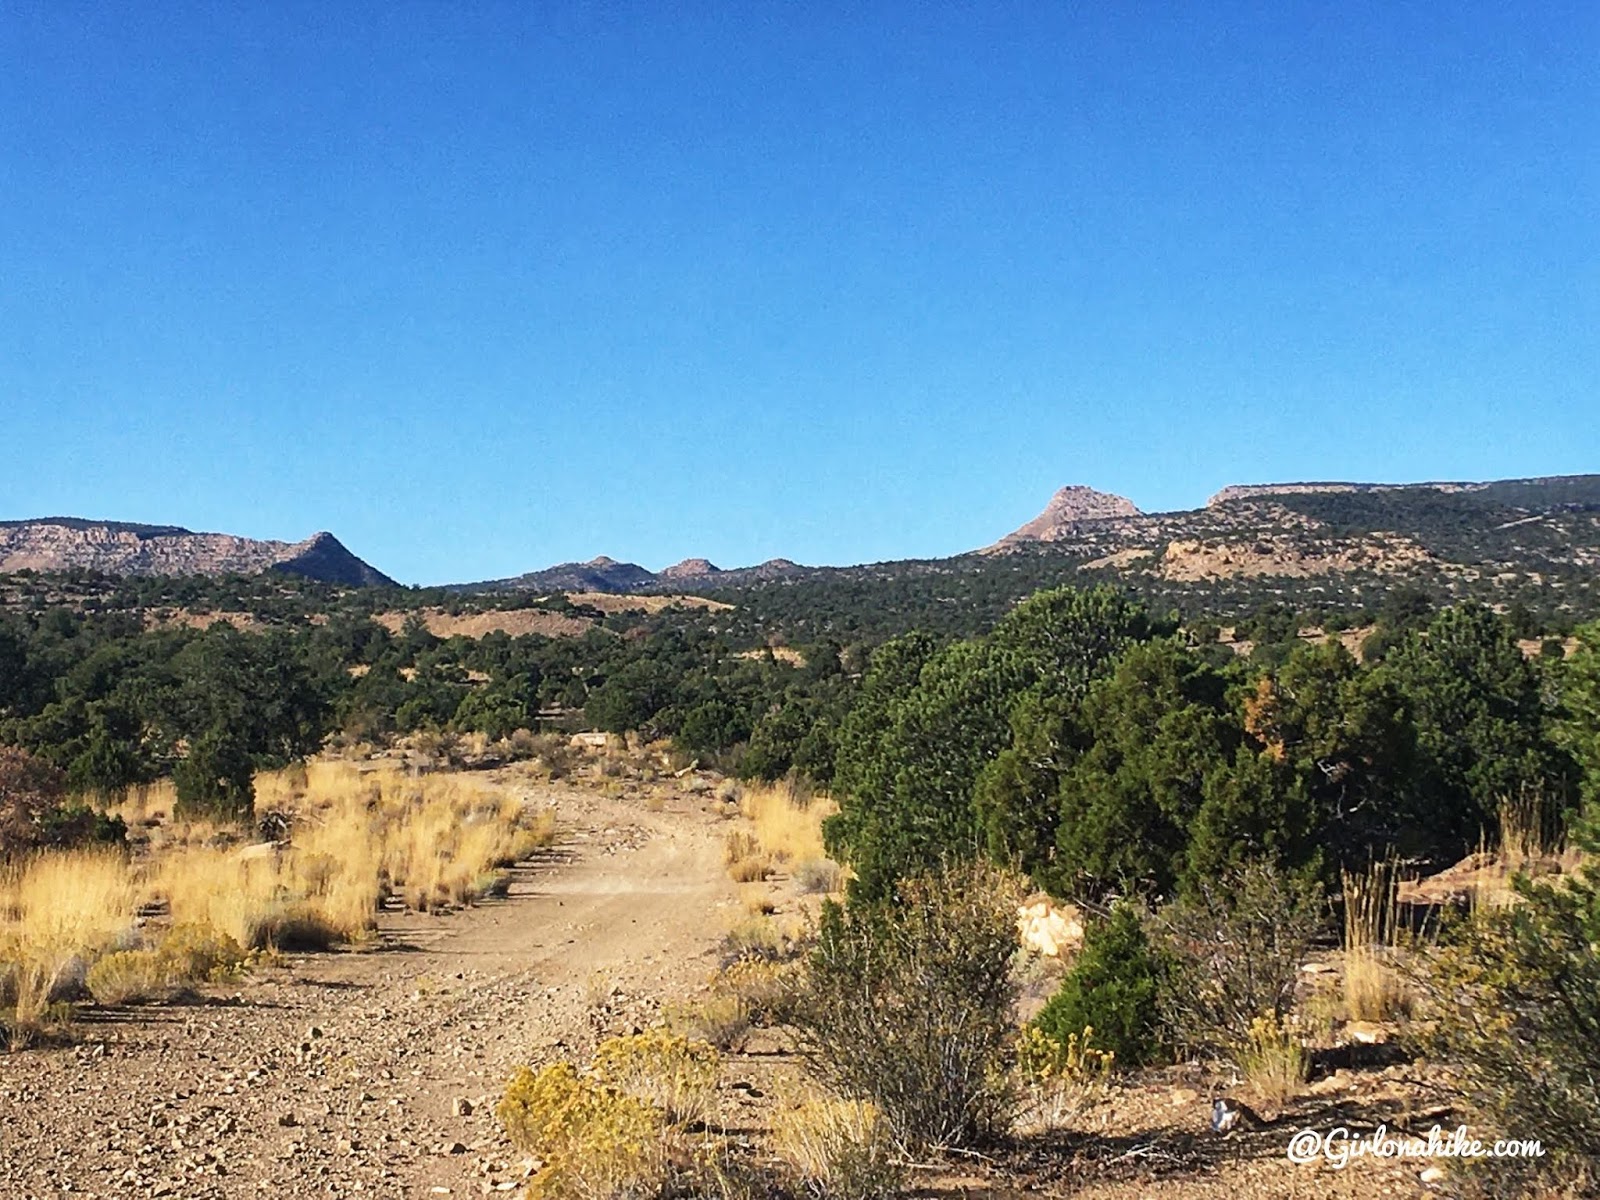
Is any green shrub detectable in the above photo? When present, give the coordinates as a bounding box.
[1034,901,1164,1066]
[1421,831,1600,1196]
[792,860,1024,1152]
[0,747,126,852]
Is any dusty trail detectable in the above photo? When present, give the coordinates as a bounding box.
[0,781,739,1199]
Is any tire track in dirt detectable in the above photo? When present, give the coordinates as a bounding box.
[0,782,738,1200]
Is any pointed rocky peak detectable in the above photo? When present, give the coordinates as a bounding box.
[997,486,1142,545]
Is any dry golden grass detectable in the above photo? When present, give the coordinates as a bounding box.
[1240,1014,1309,1107]
[1459,792,1584,912]
[156,846,283,947]
[1341,861,1409,1023]
[737,779,835,866]
[771,1080,903,1197]
[150,763,557,948]
[728,857,773,884]
[1,762,556,1042]
[0,849,137,1044]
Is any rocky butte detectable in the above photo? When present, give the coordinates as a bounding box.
[992,485,1144,547]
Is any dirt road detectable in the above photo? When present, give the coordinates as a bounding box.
[0,781,739,1199]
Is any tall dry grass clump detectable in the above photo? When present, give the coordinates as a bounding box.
[738,779,833,863]
[772,1081,905,1199]
[151,763,557,950]
[1341,861,1409,1022]
[373,773,556,910]
[0,848,136,1044]
[736,778,843,892]
[1239,1013,1310,1106]
[156,846,289,948]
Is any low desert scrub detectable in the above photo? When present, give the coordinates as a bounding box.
[591,1028,721,1127]
[718,913,797,965]
[668,958,798,1050]
[1015,1024,1115,1132]
[724,830,759,865]
[793,860,1026,1152]
[498,1061,669,1200]
[717,956,796,1025]
[84,949,170,1004]
[497,1030,723,1199]
[794,858,842,895]
[665,992,751,1051]
[1341,861,1410,1023]
[1464,791,1586,911]
[86,922,249,1005]
[772,1081,905,1199]
[0,848,137,1043]
[725,829,775,883]
[1238,1013,1309,1106]
[1154,859,1326,1062]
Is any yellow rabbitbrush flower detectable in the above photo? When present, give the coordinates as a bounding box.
[1014,1024,1115,1134]
[1016,1024,1115,1084]
[591,1029,721,1127]
[497,1062,667,1200]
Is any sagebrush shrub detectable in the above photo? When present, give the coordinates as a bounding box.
[86,924,248,1005]
[794,858,842,895]
[85,949,168,1005]
[1153,859,1325,1059]
[793,860,1024,1152]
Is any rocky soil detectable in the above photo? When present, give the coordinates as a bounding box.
[0,775,1485,1200]
[0,781,737,1199]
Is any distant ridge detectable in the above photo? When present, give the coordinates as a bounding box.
[0,518,395,586]
[458,555,808,595]
[456,473,1600,595]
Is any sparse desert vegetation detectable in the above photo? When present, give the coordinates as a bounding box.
[0,758,554,1047]
[2,581,1599,1197]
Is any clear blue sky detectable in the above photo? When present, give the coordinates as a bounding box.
[3,3,1595,585]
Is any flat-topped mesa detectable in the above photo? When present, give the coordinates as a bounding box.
[998,486,1143,545]
[658,557,721,580]
[1206,480,1493,507]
